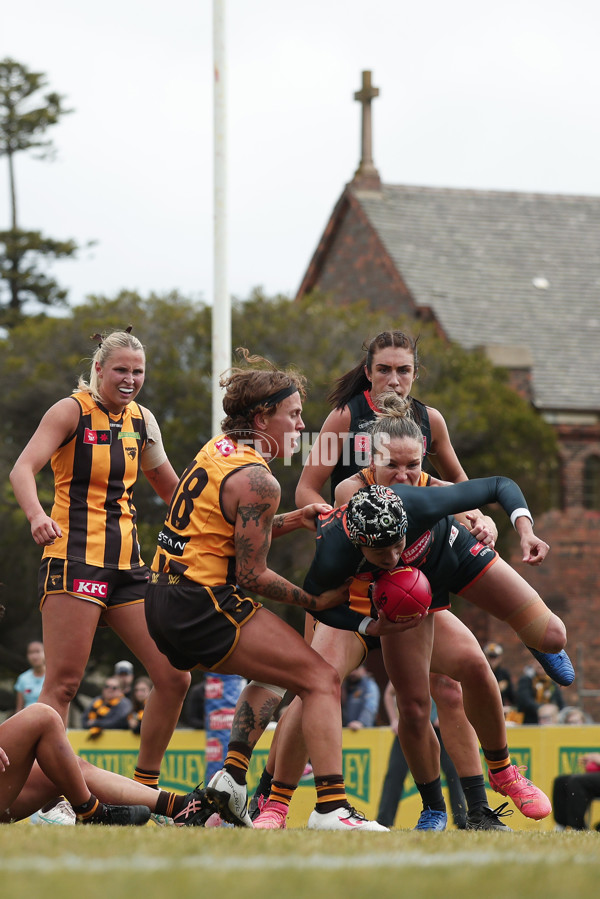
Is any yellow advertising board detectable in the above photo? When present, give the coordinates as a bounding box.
[68,724,600,831]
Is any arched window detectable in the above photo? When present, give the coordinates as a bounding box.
[583,454,600,510]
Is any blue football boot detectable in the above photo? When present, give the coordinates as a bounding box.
[527,647,575,686]
[414,808,447,831]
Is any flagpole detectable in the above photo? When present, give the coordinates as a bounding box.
[212,0,231,435]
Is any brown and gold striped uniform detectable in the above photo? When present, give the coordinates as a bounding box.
[43,392,148,569]
[152,434,270,586]
[145,435,268,670]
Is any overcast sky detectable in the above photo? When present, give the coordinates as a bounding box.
[3,1,600,309]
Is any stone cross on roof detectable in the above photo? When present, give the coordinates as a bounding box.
[352,70,381,190]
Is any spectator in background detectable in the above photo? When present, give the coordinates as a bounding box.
[516,662,565,724]
[483,643,515,708]
[558,706,593,726]
[128,676,153,735]
[83,677,133,738]
[113,660,135,699]
[13,640,46,713]
[537,703,561,725]
[341,665,381,731]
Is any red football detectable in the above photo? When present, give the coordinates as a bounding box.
[372,567,432,621]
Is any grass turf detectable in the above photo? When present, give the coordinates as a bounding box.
[2,826,599,899]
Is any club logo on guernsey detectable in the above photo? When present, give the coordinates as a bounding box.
[84,428,111,445]
[73,579,108,598]
[354,434,371,453]
[215,437,236,457]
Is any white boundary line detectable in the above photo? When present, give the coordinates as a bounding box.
[0,849,597,873]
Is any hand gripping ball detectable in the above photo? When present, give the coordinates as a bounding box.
[372,567,432,621]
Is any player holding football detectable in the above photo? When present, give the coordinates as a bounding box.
[252,394,565,830]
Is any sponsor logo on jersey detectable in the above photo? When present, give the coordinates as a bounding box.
[157,525,189,556]
[402,531,432,564]
[449,525,459,546]
[118,431,140,439]
[84,428,112,445]
[215,437,236,457]
[73,579,108,598]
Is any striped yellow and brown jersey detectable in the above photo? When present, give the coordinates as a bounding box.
[43,392,148,569]
[151,434,270,586]
[348,468,431,615]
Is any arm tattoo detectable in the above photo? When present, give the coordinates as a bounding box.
[238,502,270,527]
[246,466,280,501]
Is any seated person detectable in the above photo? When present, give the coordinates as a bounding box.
[82,677,133,738]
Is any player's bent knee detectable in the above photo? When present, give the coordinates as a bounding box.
[303,658,341,700]
[540,614,567,653]
[430,675,464,711]
[24,702,65,736]
[504,595,563,651]
[397,696,431,728]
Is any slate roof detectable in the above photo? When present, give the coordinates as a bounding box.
[352,184,600,415]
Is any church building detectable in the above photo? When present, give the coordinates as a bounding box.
[297,72,600,717]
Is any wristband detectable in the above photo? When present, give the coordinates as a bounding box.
[358,617,373,636]
[510,508,534,529]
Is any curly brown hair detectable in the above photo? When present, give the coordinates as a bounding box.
[220,348,306,439]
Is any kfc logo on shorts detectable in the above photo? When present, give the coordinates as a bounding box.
[215,437,236,457]
[73,579,108,598]
[449,525,459,547]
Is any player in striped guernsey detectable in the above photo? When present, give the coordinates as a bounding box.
[10,329,191,799]
[145,350,387,831]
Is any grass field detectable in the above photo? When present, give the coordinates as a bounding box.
[2,826,600,899]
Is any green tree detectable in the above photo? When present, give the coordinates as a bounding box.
[0,58,83,323]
